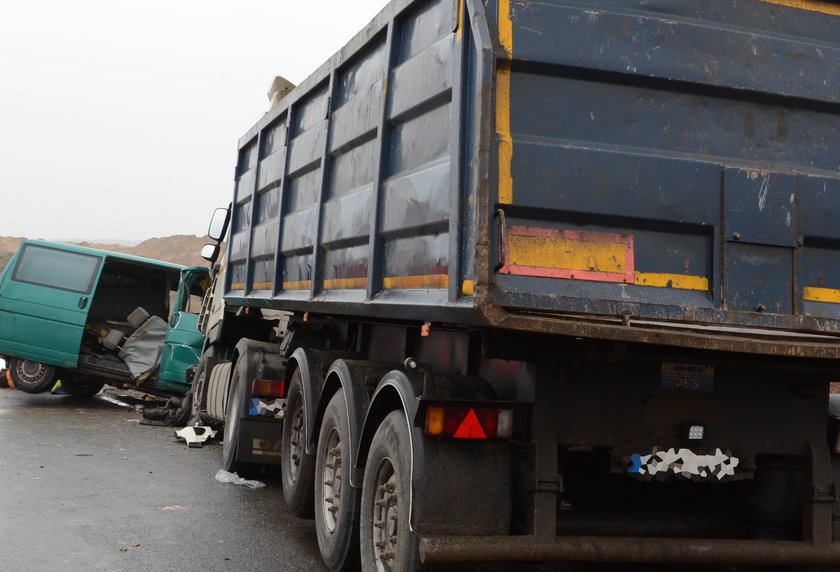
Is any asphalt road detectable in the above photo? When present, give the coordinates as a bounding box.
[0,387,325,572]
[0,386,754,572]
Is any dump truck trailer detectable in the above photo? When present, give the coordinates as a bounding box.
[190,0,840,568]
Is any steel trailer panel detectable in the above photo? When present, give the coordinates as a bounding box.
[224,0,840,356]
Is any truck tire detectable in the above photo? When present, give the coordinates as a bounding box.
[360,410,419,572]
[222,359,251,475]
[62,376,105,397]
[9,358,56,394]
[207,362,232,422]
[282,369,316,518]
[315,390,360,571]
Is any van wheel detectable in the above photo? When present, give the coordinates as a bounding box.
[360,410,419,572]
[282,369,316,518]
[62,376,105,397]
[9,358,56,394]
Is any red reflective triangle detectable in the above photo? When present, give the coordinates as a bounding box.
[452,408,487,439]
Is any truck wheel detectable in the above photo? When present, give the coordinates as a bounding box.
[360,410,419,572]
[62,376,105,397]
[222,359,251,475]
[9,358,56,394]
[188,352,219,426]
[315,390,360,571]
[282,369,316,518]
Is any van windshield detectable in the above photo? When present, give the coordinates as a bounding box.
[12,244,101,294]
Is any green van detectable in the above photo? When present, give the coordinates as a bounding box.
[0,240,209,397]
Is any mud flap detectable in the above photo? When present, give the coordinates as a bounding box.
[236,418,283,465]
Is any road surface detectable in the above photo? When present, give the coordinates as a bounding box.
[0,387,324,571]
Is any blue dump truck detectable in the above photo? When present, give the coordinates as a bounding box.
[188,0,840,568]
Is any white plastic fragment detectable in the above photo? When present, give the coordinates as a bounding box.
[214,469,265,489]
[174,426,217,447]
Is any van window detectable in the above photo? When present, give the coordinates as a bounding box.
[12,244,101,294]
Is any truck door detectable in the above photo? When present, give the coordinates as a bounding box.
[0,243,103,368]
[157,267,209,393]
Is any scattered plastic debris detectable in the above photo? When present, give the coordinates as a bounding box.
[214,469,265,489]
[100,395,133,408]
[159,505,185,511]
[174,426,217,447]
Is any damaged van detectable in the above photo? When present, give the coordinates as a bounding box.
[0,240,209,397]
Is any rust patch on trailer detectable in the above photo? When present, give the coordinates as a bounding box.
[476,302,840,360]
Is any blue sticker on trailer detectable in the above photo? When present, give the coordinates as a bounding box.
[248,398,283,418]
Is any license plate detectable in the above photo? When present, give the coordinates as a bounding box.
[628,447,739,481]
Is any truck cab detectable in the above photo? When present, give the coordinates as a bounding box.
[0,240,209,396]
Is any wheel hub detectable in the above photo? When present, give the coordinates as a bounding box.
[289,402,305,481]
[17,360,47,383]
[320,428,342,532]
[372,459,398,570]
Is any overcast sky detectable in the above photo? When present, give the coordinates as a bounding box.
[0,0,390,243]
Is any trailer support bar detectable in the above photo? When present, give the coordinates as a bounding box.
[419,535,840,566]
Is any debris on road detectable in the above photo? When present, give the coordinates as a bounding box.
[214,469,265,489]
[174,426,217,447]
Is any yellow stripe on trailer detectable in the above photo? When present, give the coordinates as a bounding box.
[383,275,449,289]
[759,0,840,15]
[804,286,840,303]
[496,0,514,204]
[635,272,709,292]
[282,280,312,290]
[323,278,367,290]
[462,280,475,296]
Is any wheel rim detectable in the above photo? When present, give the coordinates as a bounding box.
[371,457,398,572]
[288,397,305,482]
[16,360,49,384]
[320,427,342,533]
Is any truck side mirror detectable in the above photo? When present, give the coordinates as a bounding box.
[201,243,220,263]
[208,207,230,241]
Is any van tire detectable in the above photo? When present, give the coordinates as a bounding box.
[9,358,56,394]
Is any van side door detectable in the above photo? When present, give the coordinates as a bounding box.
[0,243,103,368]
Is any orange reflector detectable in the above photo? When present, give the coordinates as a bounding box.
[426,406,446,436]
[424,406,513,439]
[251,379,286,398]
